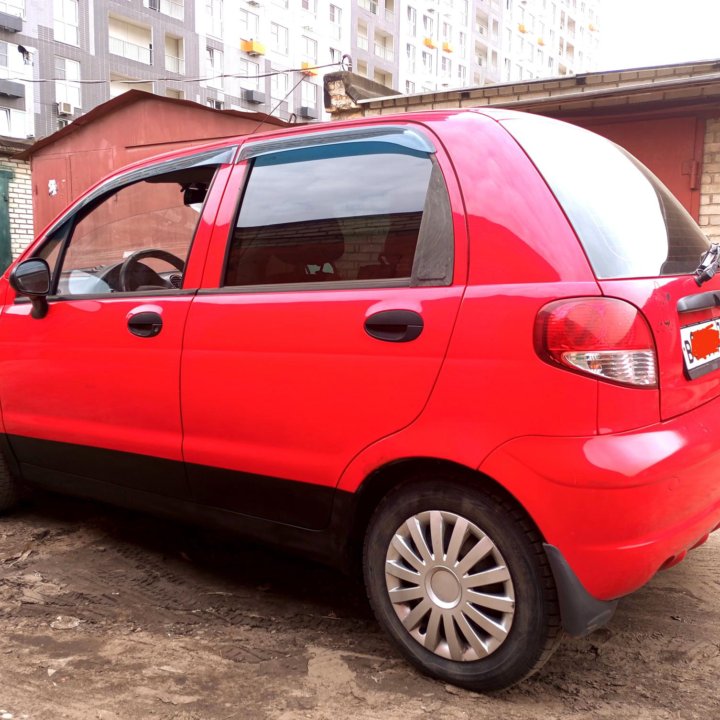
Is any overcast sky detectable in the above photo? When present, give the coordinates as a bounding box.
[598,0,720,71]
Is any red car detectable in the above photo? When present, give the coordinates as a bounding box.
[1,109,719,691]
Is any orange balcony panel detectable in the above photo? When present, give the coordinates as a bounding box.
[241,39,265,56]
[442,41,453,53]
[301,61,317,76]
[423,37,437,49]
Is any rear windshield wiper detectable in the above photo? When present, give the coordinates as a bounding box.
[695,243,720,285]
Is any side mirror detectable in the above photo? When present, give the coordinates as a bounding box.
[9,258,51,319]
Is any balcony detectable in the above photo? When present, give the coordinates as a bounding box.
[442,41,452,53]
[165,54,184,73]
[423,37,437,49]
[358,0,377,14]
[241,39,265,56]
[109,36,152,64]
[357,35,369,51]
[374,42,394,62]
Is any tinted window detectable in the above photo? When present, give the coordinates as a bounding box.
[505,117,709,279]
[224,142,435,287]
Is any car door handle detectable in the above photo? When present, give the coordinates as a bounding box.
[364,309,424,343]
[128,311,163,338]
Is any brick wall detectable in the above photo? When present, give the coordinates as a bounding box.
[699,117,720,242]
[1,158,34,258]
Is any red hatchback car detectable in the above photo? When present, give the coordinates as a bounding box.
[1,109,719,691]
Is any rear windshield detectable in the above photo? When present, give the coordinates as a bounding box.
[503,116,709,279]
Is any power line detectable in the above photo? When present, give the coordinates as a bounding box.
[3,60,345,86]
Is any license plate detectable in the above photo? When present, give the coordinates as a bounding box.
[681,318,720,377]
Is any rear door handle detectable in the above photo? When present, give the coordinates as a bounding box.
[364,309,424,343]
[128,311,163,338]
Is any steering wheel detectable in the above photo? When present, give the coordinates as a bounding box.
[119,249,185,292]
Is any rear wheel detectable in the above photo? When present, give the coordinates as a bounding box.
[363,479,562,691]
[0,451,20,514]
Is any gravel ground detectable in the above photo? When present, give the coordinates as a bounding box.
[0,494,719,720]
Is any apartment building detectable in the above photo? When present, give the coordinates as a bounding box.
[0,0,351,141]
[353,0,600,94]
[0,0,598,143]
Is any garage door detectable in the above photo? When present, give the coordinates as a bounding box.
[573,116,705,221]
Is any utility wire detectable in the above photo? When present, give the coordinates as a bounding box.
[2,60,344,86]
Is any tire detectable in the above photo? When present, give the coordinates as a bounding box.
[363,478,562,692]
[0,450,20,514]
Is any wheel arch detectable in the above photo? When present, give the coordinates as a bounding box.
[339,456,547,575]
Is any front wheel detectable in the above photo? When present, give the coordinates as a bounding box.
[363,479,562,691]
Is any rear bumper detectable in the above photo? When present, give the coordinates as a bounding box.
[480,395,720,601]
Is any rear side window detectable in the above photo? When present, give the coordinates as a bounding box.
[224,140,451,287]
[504,117,709,279]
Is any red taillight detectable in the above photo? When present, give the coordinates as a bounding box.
[536,298,658,387]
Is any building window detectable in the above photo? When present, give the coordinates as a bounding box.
[206,47,223,89]
[421,50,432,73]
[407,6,416,36]
[301,0,316,13]
[109,17,152,65]
[166,88,184,99]
[329,4,342,40]
[357,21,368,51]
[0,42,7,76]
[206,98,224,110]
[302,36,317,63]
[405,80,415,94]
[144,0,184,21]
[206,0,223,38]
[441,56,451,77]
[301,80,316,108]
[459,0,468,25]
[239,9,259,39]
[423,15,433,35]
[458,31,466,54]
[329,47,342,64]
[406,43,415,73]
[0,0,23,18]
[165,35,184,74]
[54,0,79,46]
[239,58,259,89]
[270,23,288,54]
[55,56,81,109]
[442,22,451,41]
[270,72,288,102]
[374,33,393,62]
[457,64,467,83]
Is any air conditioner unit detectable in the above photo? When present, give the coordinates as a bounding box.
[247,0,261,5]
[149,0,159,9]
[57,101,74,116]
[298,105,316,119]
[242,88,265,104]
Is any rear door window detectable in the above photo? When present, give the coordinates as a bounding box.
[504,116,709,279]
[224,137,453,288]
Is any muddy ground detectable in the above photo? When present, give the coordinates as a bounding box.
[0,494,718,720]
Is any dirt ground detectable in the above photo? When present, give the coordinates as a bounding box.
[0,495,719,720]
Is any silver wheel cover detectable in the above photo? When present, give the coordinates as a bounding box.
[385,510,516,662]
